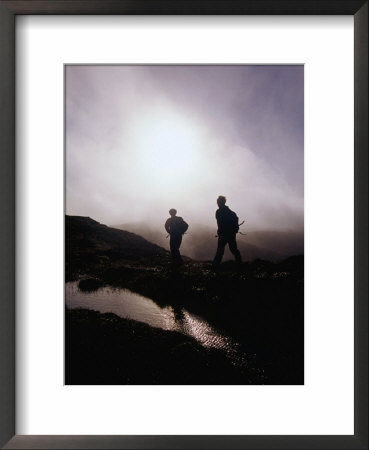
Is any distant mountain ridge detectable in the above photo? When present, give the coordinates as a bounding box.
[114,221,303,262]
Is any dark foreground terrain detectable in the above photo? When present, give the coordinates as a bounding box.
[66,215,304,385]
[66,309,261,385]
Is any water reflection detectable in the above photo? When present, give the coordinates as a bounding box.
[66,282,242,361]
[172,305,234,350]
[66,282,175,331]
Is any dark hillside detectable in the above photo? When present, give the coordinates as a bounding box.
[66,215,169,280]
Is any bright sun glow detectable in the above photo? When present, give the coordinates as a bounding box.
[134,112,204,195]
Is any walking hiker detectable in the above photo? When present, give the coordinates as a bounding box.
[165,209,189,265]
[212,196,242,267]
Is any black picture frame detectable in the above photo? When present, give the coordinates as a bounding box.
[0,1,367,449]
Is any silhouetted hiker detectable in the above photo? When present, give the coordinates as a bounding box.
[165,209,189,265]
[212,196,242,267]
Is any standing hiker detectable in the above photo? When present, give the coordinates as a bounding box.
[212,196,242,267]
[165,209,189,265]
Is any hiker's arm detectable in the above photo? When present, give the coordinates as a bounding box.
[215,211,220,235]
[164,219,170,233]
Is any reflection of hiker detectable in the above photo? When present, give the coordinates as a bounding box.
[172,304,185,326]
[212,196,242,267]
[165,209,189,265]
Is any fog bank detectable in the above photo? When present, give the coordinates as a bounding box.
[66,65,304,235]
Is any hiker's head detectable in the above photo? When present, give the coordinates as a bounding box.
[169,208,177,217]
[217,196,226,207]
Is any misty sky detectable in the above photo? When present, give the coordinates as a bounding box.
[66,65,303,232]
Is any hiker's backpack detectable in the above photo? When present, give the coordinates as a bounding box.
[218,207,239,234]
[170,216,189,234]
[227,209,240,233]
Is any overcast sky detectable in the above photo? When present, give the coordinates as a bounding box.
[66,65,304,232]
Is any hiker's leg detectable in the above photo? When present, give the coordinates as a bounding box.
[176,235,183,262]
[229,235,242,263]
[170,234,182,263]
[169,236,177,259]
[213,236,226,266]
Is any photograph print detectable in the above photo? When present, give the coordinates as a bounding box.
[65,65,304,385]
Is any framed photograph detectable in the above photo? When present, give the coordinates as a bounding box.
[64,63,304,387]
[0,1,367,449]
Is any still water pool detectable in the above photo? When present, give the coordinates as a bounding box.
[66,282,243,361]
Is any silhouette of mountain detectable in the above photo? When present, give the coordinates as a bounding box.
[245,230,304,256]
[66,215,168,279]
